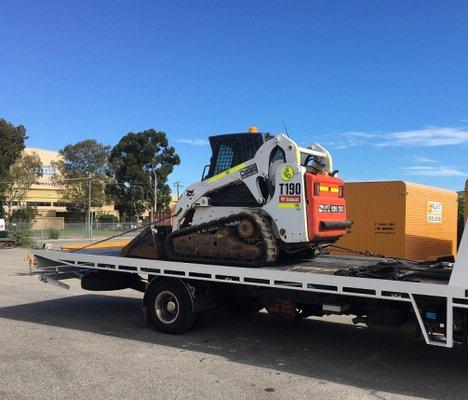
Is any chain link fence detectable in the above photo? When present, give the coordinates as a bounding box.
[11,221,138,240]
[10,212,173,244]
[6,211,173,247]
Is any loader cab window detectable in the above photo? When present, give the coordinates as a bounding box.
[213,144,235,175]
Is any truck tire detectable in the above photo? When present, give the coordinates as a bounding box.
[146,279,198,334]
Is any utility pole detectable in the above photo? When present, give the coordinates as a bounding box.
[87,175,92,239]
[174,181,182,200]
[153,170,158,224]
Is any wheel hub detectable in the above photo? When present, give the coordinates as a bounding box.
[155,291,180,324]
[237,219,255,238]
[166,301,177,313]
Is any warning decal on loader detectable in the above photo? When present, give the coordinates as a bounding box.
[280,165,295,181]
[278,195,301,208]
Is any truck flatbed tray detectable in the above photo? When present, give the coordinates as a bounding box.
[34,248,454,292]
[53,247,449,284]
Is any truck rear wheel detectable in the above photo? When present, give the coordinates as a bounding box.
[146,279,198,334]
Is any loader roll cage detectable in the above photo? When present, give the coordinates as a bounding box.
[203,132,271,180]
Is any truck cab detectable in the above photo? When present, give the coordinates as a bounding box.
[0,201,15,248]
[0,201,6,239]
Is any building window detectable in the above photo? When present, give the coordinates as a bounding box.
[27,201,52,207]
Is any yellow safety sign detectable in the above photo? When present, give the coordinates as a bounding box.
[280,165,295,181]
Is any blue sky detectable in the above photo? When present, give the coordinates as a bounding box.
[1,0,467,191]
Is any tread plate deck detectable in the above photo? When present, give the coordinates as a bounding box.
[32,248,467,308]
[70,247,384,274]
[54,247,446,285]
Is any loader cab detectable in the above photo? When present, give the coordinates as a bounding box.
[202,132,271,181]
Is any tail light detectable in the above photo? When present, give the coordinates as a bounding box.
[338,186,344,198]
[314,182,321,196]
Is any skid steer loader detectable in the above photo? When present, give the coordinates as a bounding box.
[122,127,351,267]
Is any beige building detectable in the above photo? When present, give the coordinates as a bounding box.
[9,147,116,218]
[5,147,179,224]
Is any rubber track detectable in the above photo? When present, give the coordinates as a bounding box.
[165,210,278,267]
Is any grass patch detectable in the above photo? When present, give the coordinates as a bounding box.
[47,228,60,240]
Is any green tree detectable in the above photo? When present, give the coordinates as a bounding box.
[53,140,111,216]
[4,151,43,216]
[62,203,86,223]
[108,129,180,220]
[0,119,27,197]
[10,205,37,223]
[97,213,119,223]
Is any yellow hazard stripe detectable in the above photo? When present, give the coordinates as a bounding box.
[320,185,339,193]
[207,163,246,183]
[278,203,301,208]
[61,240,130,251]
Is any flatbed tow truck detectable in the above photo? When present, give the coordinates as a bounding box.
[30,224,468,348]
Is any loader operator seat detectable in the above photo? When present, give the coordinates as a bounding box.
[205,132,271,179]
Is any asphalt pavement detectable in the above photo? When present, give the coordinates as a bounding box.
[1,247,468,400]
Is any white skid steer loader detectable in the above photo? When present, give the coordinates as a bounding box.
[122,128,351,267]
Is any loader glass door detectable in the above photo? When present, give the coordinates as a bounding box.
[212,144,235,175]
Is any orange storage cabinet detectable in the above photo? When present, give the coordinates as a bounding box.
[335,181,458,260]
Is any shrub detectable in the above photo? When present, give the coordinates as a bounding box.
[47,228,60,240]
[98,214,119,223]
[10,227,36,248]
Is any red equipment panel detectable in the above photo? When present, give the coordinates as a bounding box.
[304,173,348,241]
